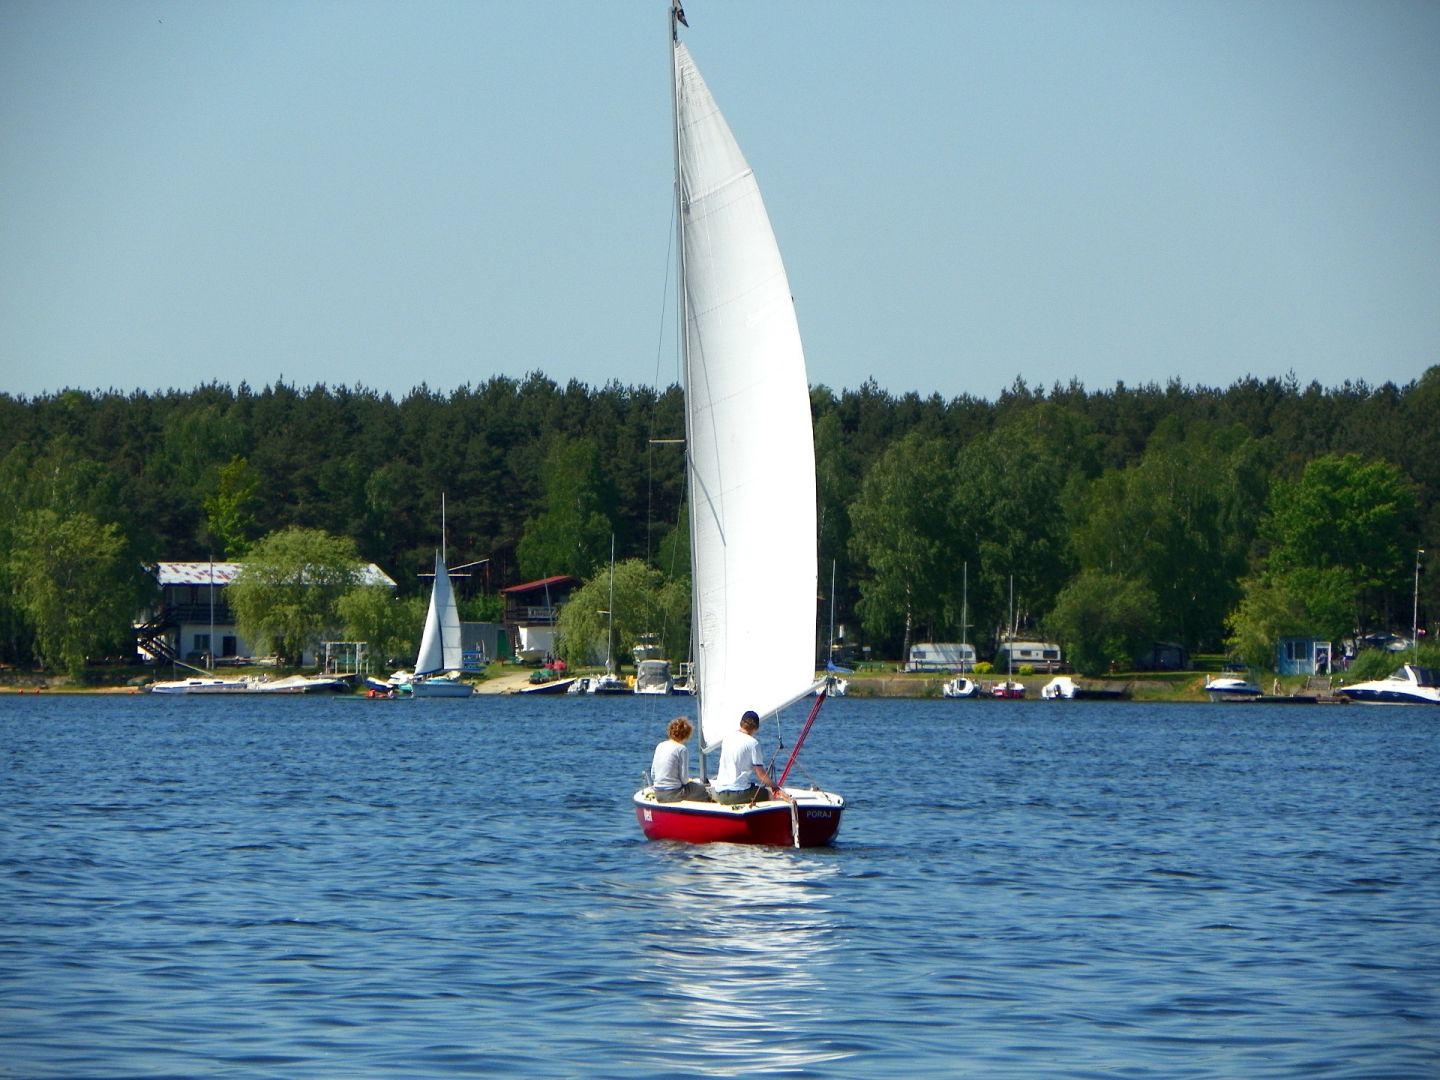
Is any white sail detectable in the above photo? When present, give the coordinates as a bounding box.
[415,551,463,675]
[675,42,818,751]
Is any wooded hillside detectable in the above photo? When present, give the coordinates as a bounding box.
[1,367,1434,672]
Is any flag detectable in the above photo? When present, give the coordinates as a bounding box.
[675,3,689,28]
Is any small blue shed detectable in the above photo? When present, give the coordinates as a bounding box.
[1276,637,1331,676]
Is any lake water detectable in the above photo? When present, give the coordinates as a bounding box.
[2,693,1436,1078]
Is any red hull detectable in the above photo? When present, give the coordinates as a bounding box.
[634,790,844,847]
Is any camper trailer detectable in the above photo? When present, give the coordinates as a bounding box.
[906,642,977,673]
[994,640,1064,674]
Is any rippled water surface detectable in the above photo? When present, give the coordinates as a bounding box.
[3,694,1437,1077]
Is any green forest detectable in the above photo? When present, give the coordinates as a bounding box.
[1,366,1435,677]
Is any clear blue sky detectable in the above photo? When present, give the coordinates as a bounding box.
[3,1,1437,403]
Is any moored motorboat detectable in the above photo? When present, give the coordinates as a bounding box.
[1041,675,1130,701]
[590,672,631,695]
[149,675,257,694]
[1205,675,1262,701]
[252,674,350,694]
[150,672,347,694]
[518,673,578,694]
[634,659,673,694]
[1337,664,1440,705]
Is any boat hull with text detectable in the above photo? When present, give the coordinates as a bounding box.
[634,789,844,847]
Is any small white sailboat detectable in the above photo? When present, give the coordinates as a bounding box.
[634,3,844,847]
[993,574,1025,699]
[943,677,979,699]
[590,538,631,694]
[818,561,850,697]
[943,562,976,700]
[402,550,473,698]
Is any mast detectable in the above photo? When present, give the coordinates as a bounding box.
[827,560,838,672]
[961,561,969,665]
[606,535,617,676]
[671,1,706,776]
[1007,573,1015,681]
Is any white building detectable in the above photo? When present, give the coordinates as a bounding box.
[138,561,396,668]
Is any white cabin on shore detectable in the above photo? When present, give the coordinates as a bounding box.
[138,561,396,668]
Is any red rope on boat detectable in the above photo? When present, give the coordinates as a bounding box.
[778,686,827,786]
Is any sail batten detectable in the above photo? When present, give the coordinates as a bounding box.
[675,41,817,751]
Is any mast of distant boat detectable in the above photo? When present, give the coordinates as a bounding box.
[826,560,838,675]
[1007,573,1015,684]
[1415,548,1425,667]
[961,561,969,673]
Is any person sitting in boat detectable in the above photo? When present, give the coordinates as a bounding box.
[651,717,711,803]
[712,710,793,805]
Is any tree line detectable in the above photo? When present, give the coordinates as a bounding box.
[0,367,1435,676]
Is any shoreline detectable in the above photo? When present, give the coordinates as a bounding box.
[0,668,1341,704]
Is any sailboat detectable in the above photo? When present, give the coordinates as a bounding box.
[943,561,978,698]
[633,3,845,847]
[400,550,474,698]
[819,561,850,697]
[590,537,631,694]
[992,573,1025,698]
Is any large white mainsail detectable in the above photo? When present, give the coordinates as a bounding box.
[415,551,463,675]
[675,41,818,752]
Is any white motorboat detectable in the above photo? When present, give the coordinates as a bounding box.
[1205,675,1262,701]
[590,672,631,695]
[149,673,347,694]
[1042,675,1129,701]
[149,675,257,694]
[1042,675,1078,700]
[634,659,673,694]
[1337,664,1440,705]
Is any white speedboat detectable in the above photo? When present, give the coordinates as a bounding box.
[1337,665,1440,705]
[1205,675,1262,701]
[1042,675,1129,701]
[589,671,631,695]
[149,675,257,694]
[633,659,673,695]
[149,673,346,694]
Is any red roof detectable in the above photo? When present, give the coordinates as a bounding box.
[500,574,579,595]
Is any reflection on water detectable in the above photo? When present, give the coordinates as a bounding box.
[636,845,847,1073]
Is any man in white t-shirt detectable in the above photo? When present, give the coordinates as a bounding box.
[712,710,792,805]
